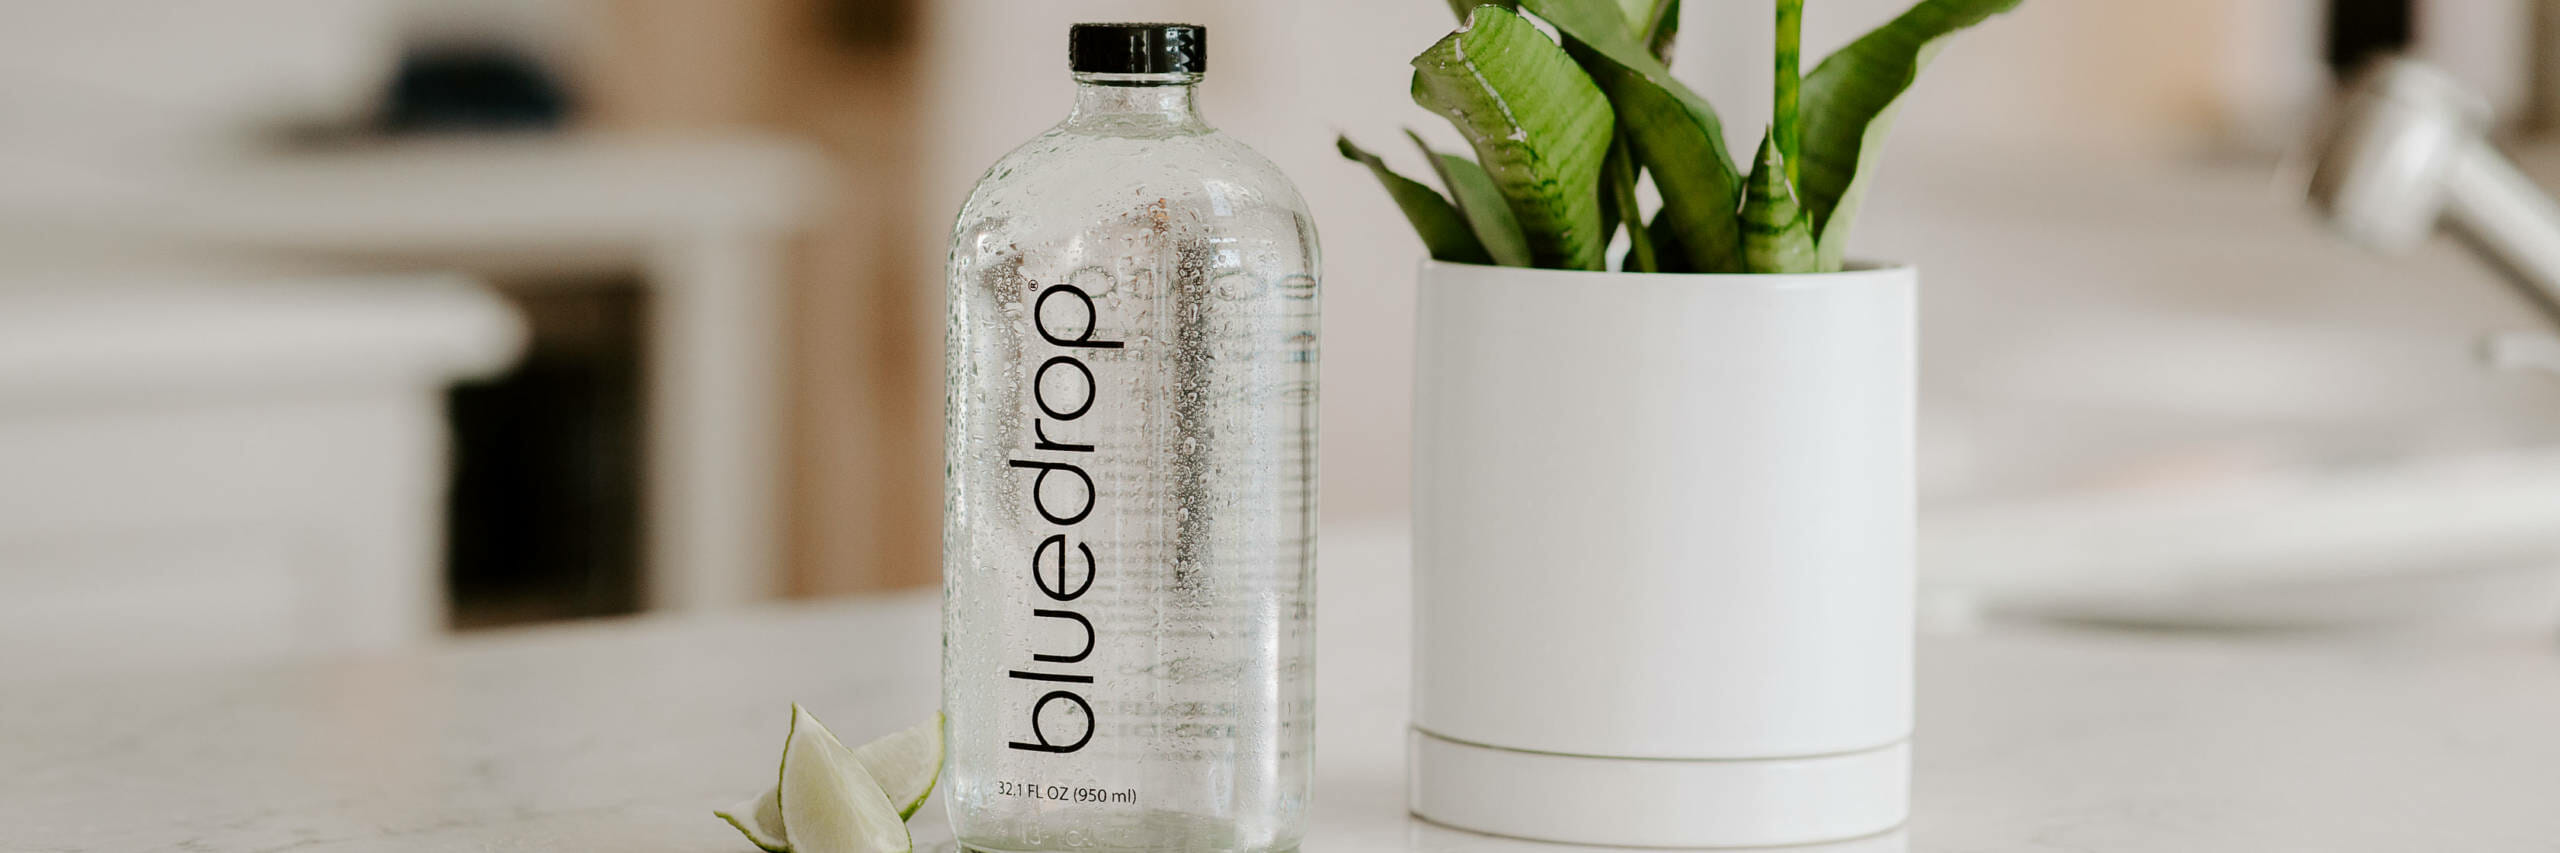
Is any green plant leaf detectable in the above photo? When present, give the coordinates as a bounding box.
[1800,0,2021,270]
[1411,6,1616,270]
[1647,211,1693,273]
[1602,131,1654,271]
[1446,0,1518,21]
[1741,129,1816,274]
[1643,0,1681,62]
[1611,0,1652,32]
[1594,132,1623,251]
[1337,135,1492,264]
[1407,130,1534,267]
[1773,0,1802,186]
[1522,0,1742,273]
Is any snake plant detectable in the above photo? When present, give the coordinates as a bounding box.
[1345,0,2020,273]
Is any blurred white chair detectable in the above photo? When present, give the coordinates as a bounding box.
[0,275,521,676]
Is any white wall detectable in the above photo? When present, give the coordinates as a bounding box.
[0,0,400,160]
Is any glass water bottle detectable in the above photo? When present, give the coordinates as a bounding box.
[941,22,1319,853]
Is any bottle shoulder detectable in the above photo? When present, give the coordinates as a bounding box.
[955,125,1312,226]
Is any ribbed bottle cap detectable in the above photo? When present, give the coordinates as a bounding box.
[1069,23,1205,75]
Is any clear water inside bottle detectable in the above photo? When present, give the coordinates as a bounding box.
[942,66,1319,853]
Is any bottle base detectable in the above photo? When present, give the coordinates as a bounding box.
[960,840,1300,853]
[951,809,1300,853]
[967,840,1310,845]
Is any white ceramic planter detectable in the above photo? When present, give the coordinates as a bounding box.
[1408,260,1916,848]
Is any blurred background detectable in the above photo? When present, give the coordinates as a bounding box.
[12,0,2560,673]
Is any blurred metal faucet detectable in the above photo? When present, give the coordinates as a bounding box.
[2309,59,2560,331]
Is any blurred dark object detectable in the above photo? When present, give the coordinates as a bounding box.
[447,282,644,629]
[2327,0,2414,80]
[823,0,915,52]
[379,45,574,134]
[2531,1,2560,132]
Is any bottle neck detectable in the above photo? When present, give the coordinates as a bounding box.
[1064,73,1208,134]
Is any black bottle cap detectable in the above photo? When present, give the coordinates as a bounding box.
[1069,23,1205,76]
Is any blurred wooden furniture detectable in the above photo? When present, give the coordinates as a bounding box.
[584,0,942,597]
[0,275,520,675]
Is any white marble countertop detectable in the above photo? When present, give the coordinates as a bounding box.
[7,524,2560,852]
